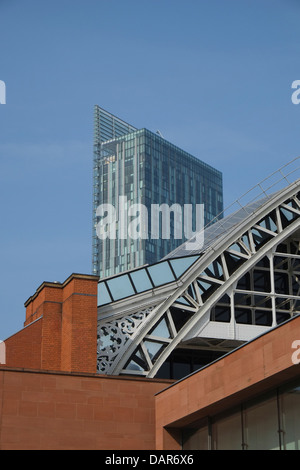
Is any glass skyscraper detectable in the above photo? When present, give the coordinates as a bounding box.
[93,105,223,278]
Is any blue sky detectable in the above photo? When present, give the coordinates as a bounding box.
[0,0,300,339]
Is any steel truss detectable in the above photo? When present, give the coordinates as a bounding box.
[97,179,300,377]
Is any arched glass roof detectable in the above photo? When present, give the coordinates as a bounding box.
[98,162,300,309]
[166,156,300,259]
[98,255,200,307]
[97,157,300,378]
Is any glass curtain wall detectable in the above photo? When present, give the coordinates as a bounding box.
[95,129,223,279]
[95,130,146,279]
[182,379,300,450]
[93,107,223,279]
[142,129,223,266]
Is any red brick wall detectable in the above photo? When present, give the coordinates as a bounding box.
[4,274,99,374]
[4,320,43,370]
[0,368,172,450]
[60,277,98,373]
[41,301,62,371]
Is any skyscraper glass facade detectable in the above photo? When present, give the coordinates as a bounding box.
[93,106,223,279]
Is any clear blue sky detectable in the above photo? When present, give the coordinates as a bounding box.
[0,0,300,339]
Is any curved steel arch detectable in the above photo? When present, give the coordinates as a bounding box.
[97,180,300,377]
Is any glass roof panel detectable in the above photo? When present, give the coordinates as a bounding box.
[130,268,153,293]
[98,282,112,306]
[106,274,135,301]
[147,261,175,286]
[169,256,199,278]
